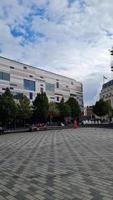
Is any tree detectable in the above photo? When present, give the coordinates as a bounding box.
[18,95,32,126]
[66,97,81,121]
[0,88,17,127]
[33,92,49,123]
[48,102,59,122]
[58,98,71,122]
[93,99,112,117]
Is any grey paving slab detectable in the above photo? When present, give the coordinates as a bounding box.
[0,128,113,199]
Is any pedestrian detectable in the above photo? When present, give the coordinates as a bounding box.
[73,119,78,128]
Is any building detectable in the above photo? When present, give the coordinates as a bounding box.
[84,106,95,119]
[100,47,113,108]
[100,79,113,108]
[0,56,83,110]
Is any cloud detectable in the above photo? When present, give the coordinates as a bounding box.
[0,0,113,105]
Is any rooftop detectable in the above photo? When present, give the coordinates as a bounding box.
[103,79,113,89]
[0,56,82,85]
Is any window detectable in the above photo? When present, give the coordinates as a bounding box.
[56,96,59,102]
[10,66,14,69]
[0,71,10,81]
[56,81,59,88]
[3,72,10,81]
[50,97,55,100]
[0,72,2,80]
[29,92,33,100]
[10,83,17,87]
[29,75,33,78]
[46,82,55,92]
[24,79,35,91]
[70,93,77,97]
[12,92,23,100]
[71,81,74,85]
[40,87,44,93]
[10,87,14,90]
[24,66,27,69]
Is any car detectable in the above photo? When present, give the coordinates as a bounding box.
[29,125,39,132]
[36,123,47,130]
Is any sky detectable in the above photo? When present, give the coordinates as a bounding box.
[0,0,113,106]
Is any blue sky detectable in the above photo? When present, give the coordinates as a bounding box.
[0,0,113,105]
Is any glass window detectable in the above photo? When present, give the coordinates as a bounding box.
[50,97,55,99]
[56,96,59,102]
[13,92,23,100]
[3,72,10,81]
[0,71,10,81]
[10,83,17,87]
[24,79,35,91]
[10,66,14,69]
[40,87,44,93]
[10,87,14,90]
[29,92,33,100]
[56,82,59,88]
[0,72,2,80]
[46,82,55,92]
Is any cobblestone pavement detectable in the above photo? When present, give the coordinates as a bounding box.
[0,128,113,200]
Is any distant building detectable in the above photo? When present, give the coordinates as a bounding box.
[100,79,113,108]
[84,106,95,119]
[0,56,84,111]
[100,47,113,108]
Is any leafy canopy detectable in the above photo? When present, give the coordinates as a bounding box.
[33,92,49,123]
[58,98,71,122]
[18,95,32,120]
[48,102,59,117]
[93,99,112,117]
[0,88,17,125]
[66,97,81,120]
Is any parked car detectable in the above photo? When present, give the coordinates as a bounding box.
[29,125,39,132]
[36,123,47,130]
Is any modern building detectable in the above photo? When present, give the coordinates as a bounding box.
[0,56,83,111]
[100,79,113,108]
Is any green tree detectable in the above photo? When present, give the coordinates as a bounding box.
[0,88,17,127]
[93,99,112,117]
[18,95,32,126]
[59,98,71,122]
[48,102,59,122]
[33,92,49,123]
[66,97,81,121]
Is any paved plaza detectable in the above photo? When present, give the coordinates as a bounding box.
[0,128,113,200]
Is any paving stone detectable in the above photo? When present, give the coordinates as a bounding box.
[0,128,113,199]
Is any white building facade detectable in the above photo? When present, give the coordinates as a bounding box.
[100,79,113,108]
[0,56,83,111]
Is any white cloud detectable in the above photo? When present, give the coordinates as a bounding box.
[0,0,113,105]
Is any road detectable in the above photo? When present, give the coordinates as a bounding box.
[0,128,113,200]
